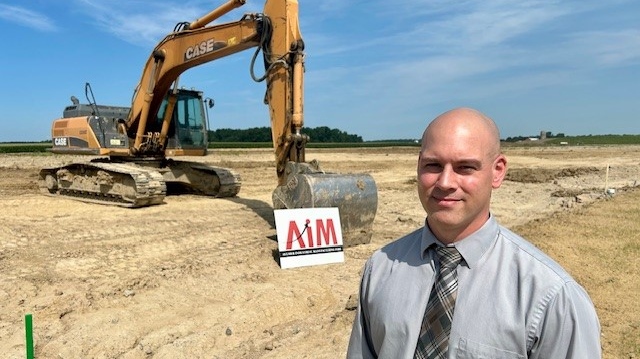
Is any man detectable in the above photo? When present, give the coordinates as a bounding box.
[347,108,601,358]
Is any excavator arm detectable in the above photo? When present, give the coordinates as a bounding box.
[126,0,305,184]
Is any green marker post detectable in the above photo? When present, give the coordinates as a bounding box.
[25,313,34,359]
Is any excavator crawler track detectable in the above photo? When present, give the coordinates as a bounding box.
[171,161,242,198]
[39,162,167,208]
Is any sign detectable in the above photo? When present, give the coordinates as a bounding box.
[274,207,344,269]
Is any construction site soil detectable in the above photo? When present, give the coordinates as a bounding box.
[0,145,638,358]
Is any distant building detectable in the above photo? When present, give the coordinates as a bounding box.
[540,131,547,140]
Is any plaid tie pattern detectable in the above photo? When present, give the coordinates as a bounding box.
[414,246,463,359]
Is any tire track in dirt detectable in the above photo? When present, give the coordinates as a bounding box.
[0,195,275,285]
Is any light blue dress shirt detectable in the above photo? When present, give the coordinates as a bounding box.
[347,216,601,359]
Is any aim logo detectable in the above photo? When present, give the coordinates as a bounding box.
[285,218,338,250]
[274,208,344,269]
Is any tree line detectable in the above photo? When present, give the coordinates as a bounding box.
[208,126,363,143]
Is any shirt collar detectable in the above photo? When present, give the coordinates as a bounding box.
[420,215,499,269]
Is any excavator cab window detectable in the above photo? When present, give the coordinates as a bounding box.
[156,90,208,149]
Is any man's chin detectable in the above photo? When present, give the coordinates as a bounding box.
[426,211,462,229]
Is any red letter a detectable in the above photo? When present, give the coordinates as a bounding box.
[286,220,306,250]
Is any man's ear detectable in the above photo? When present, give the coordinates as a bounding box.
[492,154,507,188]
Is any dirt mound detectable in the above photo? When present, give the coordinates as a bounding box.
[505,166,600,183]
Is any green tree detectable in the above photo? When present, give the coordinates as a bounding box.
[208,126,362,143]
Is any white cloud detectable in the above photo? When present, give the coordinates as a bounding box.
[307,0,639,104]
[567,29,640,67]
[0,4,57,31]
[73,0,257,47]
[441,2,570,48]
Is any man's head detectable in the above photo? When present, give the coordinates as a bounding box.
[417,107,507,243]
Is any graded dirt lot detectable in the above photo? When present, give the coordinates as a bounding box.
[0,145,638,358]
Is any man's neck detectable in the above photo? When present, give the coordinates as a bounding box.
[426,213,491,244]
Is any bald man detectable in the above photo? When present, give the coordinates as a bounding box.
[347,108,601,359]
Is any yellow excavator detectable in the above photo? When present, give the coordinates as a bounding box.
[39,0,377,246]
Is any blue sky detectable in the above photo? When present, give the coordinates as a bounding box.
[0,0,638,142]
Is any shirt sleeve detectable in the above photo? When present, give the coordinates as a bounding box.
[347,261,377,359]
[530,281,602,358]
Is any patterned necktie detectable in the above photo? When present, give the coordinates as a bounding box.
[414,246,463,359]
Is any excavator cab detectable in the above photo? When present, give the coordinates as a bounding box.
[50,88,210,157]
[157,89,209,156]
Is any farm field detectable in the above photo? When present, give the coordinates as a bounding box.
[0,145,638,358]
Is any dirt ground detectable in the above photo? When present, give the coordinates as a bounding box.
[0,145,638,358]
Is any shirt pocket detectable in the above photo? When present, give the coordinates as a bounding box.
[456,338,525,359]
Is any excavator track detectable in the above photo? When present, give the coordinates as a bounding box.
[170,161,242,198]
[215,166,242,198]
[39,162,167,208]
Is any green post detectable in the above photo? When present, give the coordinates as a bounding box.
[25,313,34,359]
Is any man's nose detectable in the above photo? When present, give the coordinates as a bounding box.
[436,166,456,190]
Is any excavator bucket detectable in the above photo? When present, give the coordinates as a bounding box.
[272,162,378,247]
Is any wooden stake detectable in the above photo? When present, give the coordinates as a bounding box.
[604,164,610,194]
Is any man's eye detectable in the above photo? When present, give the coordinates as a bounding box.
[458,165,477,173]
[422,163,441,171]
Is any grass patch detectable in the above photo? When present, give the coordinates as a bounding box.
[0,143,50,153]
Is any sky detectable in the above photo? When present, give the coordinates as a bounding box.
[0,0,638,142]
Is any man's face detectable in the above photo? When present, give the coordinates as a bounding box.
[417,124,506,242]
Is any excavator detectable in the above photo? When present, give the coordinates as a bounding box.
[39,0,378,246]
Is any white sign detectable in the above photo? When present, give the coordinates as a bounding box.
[274,207,344,269]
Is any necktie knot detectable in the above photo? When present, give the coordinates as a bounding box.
[436,246,462,269]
